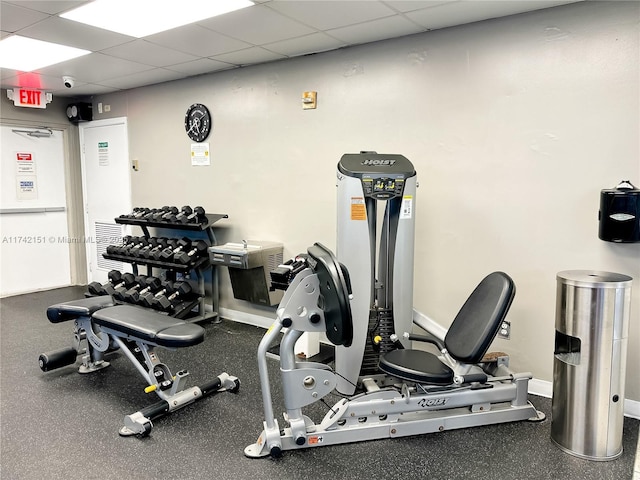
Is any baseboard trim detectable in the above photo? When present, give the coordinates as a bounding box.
[219,307,274,329]
[219,308,640,420]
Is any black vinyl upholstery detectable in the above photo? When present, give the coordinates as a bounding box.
[378,272,515,384]
[46,296,114,323]
[444,272,515,363]
[307,242,353,347]
[92,305,205,348]
[379,349,453,385]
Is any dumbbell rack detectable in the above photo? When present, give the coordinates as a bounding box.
[102,213,228,322]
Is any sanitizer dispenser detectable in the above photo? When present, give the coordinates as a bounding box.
[598,180,640,243]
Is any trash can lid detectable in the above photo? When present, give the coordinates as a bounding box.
[557,270,633,288]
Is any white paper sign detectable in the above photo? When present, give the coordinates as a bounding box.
[16,175,37,200]
[16,152,36,173]
[191,143,210,166]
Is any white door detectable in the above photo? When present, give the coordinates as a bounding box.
[0,126,71,296]
[79,117,132,284]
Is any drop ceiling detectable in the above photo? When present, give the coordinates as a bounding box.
[1,0,580,98]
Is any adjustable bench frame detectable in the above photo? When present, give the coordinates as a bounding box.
[245,244,544,458]
[40,298,239,437]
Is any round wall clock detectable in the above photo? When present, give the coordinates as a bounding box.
[184,103,212,142]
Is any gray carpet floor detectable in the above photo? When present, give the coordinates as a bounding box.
[1,286,638,479]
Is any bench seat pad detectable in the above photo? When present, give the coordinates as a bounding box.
[92,305,204,348]
[47,296,114,323]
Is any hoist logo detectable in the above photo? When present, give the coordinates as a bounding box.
[417,397,448,408]
[361,159,396,166]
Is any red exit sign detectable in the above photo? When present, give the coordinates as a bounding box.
[10,88,51,109]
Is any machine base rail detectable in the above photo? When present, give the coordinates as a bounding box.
[120,373,240,437]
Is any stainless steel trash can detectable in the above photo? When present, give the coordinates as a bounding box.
[551,271,632,461]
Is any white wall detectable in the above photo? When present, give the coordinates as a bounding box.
[88,1,639,401]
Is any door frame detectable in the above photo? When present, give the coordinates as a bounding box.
[78,117,131,283]
[0,118,86,286]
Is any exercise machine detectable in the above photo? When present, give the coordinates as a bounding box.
[39,297,239,437]
[335,151,417,394]
[245,152,544,458]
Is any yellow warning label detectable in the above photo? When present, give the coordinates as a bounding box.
[351,197,366,220]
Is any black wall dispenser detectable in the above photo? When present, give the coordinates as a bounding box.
[599,180,640,243]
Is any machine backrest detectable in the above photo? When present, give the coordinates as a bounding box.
[444,272,515,363]
[307,243,353,347]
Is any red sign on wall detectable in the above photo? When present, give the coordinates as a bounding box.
[10,88,50,109]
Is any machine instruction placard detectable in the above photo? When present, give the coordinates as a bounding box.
[351,197,366,220]
[401,195,413,219]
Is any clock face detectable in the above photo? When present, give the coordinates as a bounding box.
[184,103,212,142]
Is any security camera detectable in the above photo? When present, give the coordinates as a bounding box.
[63,76,75,89]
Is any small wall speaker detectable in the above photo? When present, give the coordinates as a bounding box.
[66,102,92,124]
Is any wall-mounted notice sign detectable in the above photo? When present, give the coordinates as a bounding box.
[98,141,109,166]
[191,143,210,166]
[16,175,37,200]
[16,152,36,173]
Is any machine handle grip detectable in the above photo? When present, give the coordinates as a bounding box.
[454,373,488,385]
[405,332,445,351]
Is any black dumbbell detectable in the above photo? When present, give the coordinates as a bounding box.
[114,236,141,255]
[124,276,161,304]
[174,240,208,265]
[150,206,171,221]
[133,208,151,219]
[88,270,123,296]
[152,282,192,312]
[144,238,168,259]
[159,237,191,262]
[106,235,133,255]
[135,237,162,259]
[139,280,174,309]
[160,206,179,222]
[119,207,143,219]
[113,275,147,302]
[122,237,147,257]
[142,208,159,220]
[128,237,151,257]
[174,206,193,224]
[151,239,177,261]
[185,206,207,225]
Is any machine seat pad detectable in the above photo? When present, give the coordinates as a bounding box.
[47,296,114,323]
[378,349,454,385]
[91,305,204,348]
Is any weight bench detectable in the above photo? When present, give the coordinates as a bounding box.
[39,298,239,437]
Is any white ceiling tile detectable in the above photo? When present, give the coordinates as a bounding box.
[212,47,287,66]
[265,32,345,57]
[53,82,120,97]
[37,52,155,83]
[17,16,135,51]
[383,1,456,14]
[98,68,189,90]
[0,2,49,32]
[101,40,200,68]
[1,71,61,90]
[146,24,252,57]
[5,1,91,15]
[327,14,424,45]
[0,0,586,95]
[167,58,236,75]
[267,0,397,30]
[198,4,315,45]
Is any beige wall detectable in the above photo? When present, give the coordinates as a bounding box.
[3,1,638,401]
